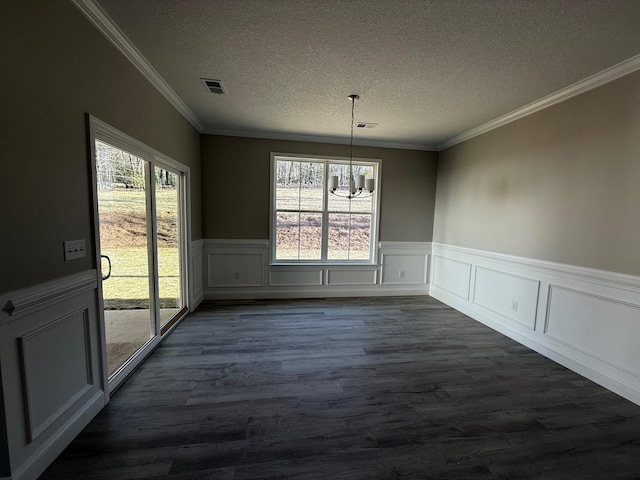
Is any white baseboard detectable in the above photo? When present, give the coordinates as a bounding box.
[430,243,640,406]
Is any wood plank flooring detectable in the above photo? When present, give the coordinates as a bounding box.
[40,296,640,479]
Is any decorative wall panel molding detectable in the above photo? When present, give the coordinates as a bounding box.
[473,266,539,330]
[202,239,430,299]
[327,268,378,286]
[431,255,471,300]
[269,268,323,287]
[379,242,429,285]
[19,309,93,442]
[429,243,640,406]
[0,271,104,480]
[545,285,640,381]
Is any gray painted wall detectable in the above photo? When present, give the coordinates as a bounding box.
[434,70,640,276]
[201,135,438,242]
[1,1,202,294]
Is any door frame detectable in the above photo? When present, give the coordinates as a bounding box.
[88,115,192,395]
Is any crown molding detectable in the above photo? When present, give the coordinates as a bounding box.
[439,53,640,151]
[202,128,438,152]
[71,0,204,132]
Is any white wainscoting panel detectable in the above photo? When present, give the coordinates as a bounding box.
[19,309,93,442]
[473,266,539,330]
[202,240,430,299]
[208,253,264,287]
[431,255,471,300]
[327,268,377,286]
[0,271,105,480]
[429,243,640,406]
[270,268,323,287]
[545,285,640,380]
[380,255,427,285]
[204,240,267,290]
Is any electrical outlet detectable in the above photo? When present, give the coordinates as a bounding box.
[511,300,518,312]
[233,272,240,280]
[399,270,405,278]
[64,239,86,261]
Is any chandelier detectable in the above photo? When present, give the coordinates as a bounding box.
[328,94,375,199]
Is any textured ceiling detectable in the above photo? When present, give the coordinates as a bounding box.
[95,0,640,149]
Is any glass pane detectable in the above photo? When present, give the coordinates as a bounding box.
[275,160,300,210]
[299,162,324,211]
[155,167,182,327]
[276,212,300,260]
[328,213,372,260]
[349,214,372,260]
[95,140,154,377]
[328,163,374,213]
[299,213,322,260]
[327,213,350,260]
[327,164,351,212]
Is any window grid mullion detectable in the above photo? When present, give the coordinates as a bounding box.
[319,161,328,262]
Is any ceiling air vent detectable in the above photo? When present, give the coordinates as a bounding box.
[356,122,378,129]
[201,78,226,95]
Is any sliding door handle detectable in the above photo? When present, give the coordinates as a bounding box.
[101,255,111,281]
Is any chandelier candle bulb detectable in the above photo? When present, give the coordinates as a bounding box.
[355,175,365,189]
[365,178,375,192]
[329,175,339,190]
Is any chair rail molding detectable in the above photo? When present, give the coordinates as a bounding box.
[1,271,97,323]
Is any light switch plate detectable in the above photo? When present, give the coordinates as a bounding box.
[64,239,86,261]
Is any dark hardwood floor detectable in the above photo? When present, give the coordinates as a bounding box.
[41,296,640,479]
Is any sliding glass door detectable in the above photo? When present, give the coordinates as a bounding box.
[96,141,155,378]
[91,118,189,390]
[154,166,186,330]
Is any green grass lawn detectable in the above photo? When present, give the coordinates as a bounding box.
[98,185,182,309]
[101,246,181,309]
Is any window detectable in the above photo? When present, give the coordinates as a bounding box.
[271,154,380,263]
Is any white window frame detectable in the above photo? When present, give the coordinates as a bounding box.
[269,152,381,265]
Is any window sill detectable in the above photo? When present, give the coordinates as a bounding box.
[269,262,379,268]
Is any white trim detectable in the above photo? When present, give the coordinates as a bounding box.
[0,270,97,323]
[71,0,204,132]
[438,54,640,150]
[431,243,640,291]
[203,129,437,152]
